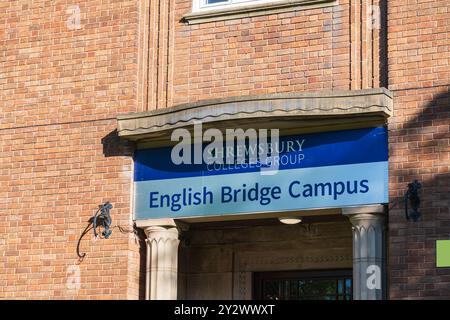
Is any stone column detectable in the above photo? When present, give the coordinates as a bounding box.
[139,219,181,300]
[343,205,386,300]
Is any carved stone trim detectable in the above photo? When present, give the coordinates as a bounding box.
[238,254,352,270]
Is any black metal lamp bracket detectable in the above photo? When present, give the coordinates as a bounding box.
[405,180,422,222]
[93,202,113,239]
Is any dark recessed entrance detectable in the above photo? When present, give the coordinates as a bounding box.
[253,270,352,300]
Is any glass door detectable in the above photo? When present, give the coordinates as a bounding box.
[253,269,352,300]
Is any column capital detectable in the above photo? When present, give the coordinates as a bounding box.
[348,213,386,231]
[141,219,181,300]
[144,225,179,242]
[136,218,189,232]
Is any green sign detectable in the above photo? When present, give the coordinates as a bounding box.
[436,240,450,267]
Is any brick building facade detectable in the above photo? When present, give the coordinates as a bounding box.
[0,0,448,299]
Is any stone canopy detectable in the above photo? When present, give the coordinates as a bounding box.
[117,88,393,146]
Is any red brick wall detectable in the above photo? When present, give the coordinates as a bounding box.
[144,0,384,109]
[0,0,448,299]
[171,3,347,104]
[0,0,143,299]
[387,0,450,299]
[145,0,356,109]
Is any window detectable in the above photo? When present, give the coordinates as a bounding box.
[193,0,278,12]
[185,0,337,24]
[253,270,353,300]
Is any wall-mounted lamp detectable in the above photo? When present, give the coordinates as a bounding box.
[405,180,421,222]
[77,201,114,261]
[278,217,302,225]
[93,201,113,238]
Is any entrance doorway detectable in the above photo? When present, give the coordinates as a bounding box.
[253,270,352,300]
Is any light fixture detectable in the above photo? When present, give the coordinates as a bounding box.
[405,180,422,222]
[77,202,113,262]
[93,201,113,239]
[278,217,302,225]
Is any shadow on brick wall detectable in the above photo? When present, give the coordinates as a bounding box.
[136,227,147,300]
[101,129,148,298]
[389,88,450,299]
[101,129,135,158]
[401,89,449,133]
[392,88,449,210]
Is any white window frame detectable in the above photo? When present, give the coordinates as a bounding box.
[192,0,279,12]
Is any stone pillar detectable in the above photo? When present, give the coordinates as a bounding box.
[343,205,386,300]
[139,219,181,300]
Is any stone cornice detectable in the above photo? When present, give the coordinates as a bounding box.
[117,88,393,144]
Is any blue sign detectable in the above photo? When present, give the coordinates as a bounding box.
[134,127,388,219]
